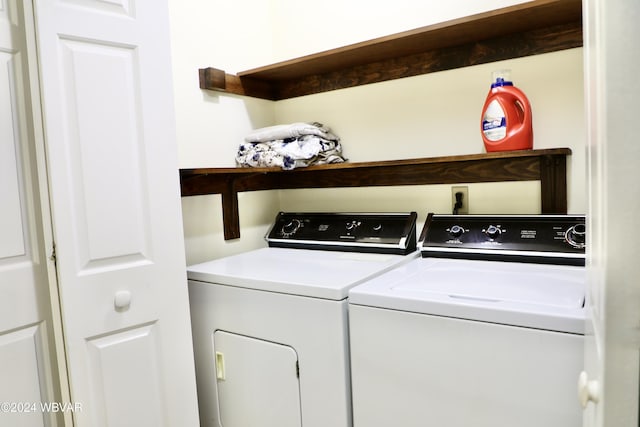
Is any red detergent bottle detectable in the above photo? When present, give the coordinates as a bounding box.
[481,70,533,152]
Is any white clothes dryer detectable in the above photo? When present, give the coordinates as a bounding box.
[188,212,418,427]
[348,214,586,427]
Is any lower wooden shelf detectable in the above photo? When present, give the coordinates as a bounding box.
[180,148,571,240]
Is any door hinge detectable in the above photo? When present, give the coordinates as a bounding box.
[50,242,57,265]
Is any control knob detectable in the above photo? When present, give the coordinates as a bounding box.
[345,221,361,232]
[281,219,301,237]
[485,225,501,239]
[448,225,465,238]
[565,223,586,249]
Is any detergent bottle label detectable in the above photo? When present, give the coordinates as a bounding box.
[482,99,506,141]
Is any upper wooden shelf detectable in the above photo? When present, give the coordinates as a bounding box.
[180,148,571,240]
[199,0,583,100]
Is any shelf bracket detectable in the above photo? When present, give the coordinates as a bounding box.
[221,181,240,240]
[199,67,276,100]
[540,154,568,214]
[198,67,227,91]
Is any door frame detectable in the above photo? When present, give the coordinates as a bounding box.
[22,0,73,424]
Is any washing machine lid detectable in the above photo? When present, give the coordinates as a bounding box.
[187,247,419,300]
[348,258,586,333]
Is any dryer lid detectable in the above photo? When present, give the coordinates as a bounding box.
[188,247,419,300]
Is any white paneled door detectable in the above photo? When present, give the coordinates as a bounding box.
[0,1,62,426]
[29,0,199,426]
[583,0,640,426]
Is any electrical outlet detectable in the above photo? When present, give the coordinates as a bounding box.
[451,186,469,215]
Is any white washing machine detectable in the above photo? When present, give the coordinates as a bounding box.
[187,212,418,427]
[348,214,586,427]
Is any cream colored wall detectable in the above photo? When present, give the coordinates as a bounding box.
[270,0,530,61]
[169,0,280,263]
[170,0,586,264]
[275,49,585,230]
[168,0,276,167]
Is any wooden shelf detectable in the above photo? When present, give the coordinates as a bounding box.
[199,0,582,100]
[180,148,571,240]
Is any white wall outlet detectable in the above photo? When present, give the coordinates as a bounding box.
[451,186,469,214]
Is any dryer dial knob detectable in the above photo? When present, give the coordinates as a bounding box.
[281,219,301,236]
[345,221,360,231]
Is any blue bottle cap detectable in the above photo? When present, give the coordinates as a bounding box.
[491,70,514,88]
[491,77,514,88]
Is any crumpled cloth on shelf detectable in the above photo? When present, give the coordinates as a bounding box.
[236,123,346,170]
[244,122,339,143]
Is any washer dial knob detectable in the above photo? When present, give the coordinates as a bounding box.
[448,225,465,238]
[281,219,301,237]
[566,223,586,248]
[485,225,502,239]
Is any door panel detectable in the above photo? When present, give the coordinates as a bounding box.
[57,37,152,272]
[31,0,200,425]
[0,48,26,259]
[59,0,134,17]
[0,325,47,427]
[0,1,60,425]
[86,323,163,427]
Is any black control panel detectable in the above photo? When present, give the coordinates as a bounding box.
[419,214,586,265]
[266,212,418,255]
